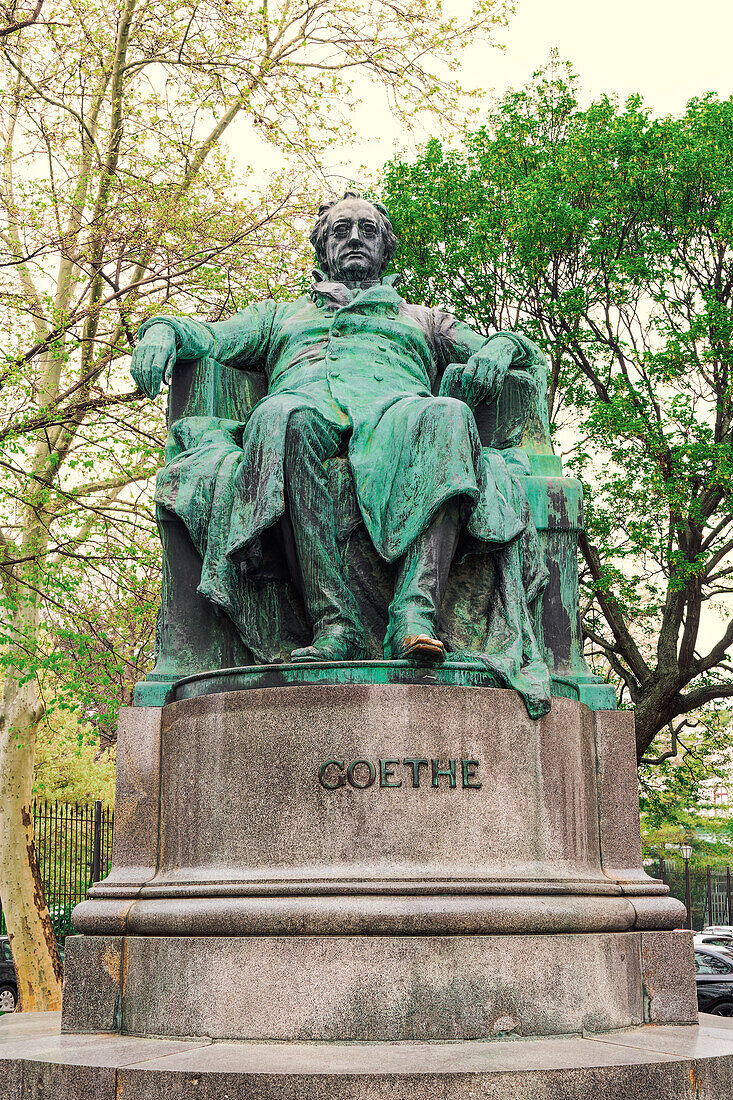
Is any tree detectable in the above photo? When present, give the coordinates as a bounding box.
[33,711,116,807]
[0,0,45,39]
[379,64,733,764]
[639,710,733,863]
[0,0,509,1009]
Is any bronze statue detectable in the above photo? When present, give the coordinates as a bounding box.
[131,191,556,715]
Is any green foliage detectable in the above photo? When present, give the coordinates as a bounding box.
[642,816,733,870]
[640,710,733,866]
[380,63,733,758]
[33,707,116,807]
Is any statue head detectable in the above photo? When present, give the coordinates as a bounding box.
[310,190,399,283]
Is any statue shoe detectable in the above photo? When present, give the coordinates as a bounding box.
[394,633,445,664]
[291,627,366,663]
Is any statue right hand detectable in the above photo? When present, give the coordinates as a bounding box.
[130,324,176,399]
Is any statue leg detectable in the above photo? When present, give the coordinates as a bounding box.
[284,408,366,662]
[384,499,460,663]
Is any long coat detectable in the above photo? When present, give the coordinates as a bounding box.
[142,275,537,570]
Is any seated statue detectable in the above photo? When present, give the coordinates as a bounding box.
[131,190,554,717]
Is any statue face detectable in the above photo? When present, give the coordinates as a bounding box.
[323,198,387,282]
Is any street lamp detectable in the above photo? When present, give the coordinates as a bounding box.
[681,845,693,930]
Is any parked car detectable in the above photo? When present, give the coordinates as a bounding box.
[695,932,733,948]
[695,945,733,1015]
[700,926,733,942]
[0,936,17,1014]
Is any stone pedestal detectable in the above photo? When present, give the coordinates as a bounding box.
[63,929,694,1042]
[64,684,689,1040]
[6,683,733,1095]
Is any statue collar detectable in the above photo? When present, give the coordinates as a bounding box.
[310,271,403,312]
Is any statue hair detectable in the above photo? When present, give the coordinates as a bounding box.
[309,189,399,275]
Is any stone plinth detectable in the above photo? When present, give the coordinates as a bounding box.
[75,686,681,935]
[62,929,699,1042]
[64,684,690,1042]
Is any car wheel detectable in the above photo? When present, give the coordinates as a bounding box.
[710,1001,733,1017]
[0,984,17,1013]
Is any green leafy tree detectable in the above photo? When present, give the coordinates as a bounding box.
[380,65,733,765]
[33,710,116,807]
[640,710,733,864]
[0,0,509,1010]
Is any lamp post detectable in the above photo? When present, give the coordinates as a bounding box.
[681,844,693,931]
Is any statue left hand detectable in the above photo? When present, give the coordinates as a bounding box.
[458,337,517,408]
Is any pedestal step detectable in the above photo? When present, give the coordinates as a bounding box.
[4,1013,733,1099]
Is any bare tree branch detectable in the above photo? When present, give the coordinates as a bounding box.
[0,0,44,38]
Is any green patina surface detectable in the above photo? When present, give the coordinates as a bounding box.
[131,193,614,718]
[135,661,615,710]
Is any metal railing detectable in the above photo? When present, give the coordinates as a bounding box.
[647,858,733,931]
[0,799,113,941]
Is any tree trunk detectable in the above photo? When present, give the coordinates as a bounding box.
[0,640,62,1010]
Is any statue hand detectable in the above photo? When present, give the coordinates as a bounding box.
[460,338,516,408]
[130,324,176,399]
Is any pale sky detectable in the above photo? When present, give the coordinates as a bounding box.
[314,0,733,185]
[487,0,733,116]
[226,0,733,190]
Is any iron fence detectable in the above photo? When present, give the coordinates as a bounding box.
[0,799,113,941]
[646,857,733,931]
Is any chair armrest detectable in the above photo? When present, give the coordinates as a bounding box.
[472,368,540,450]
[435,331,556,469]
[168,357,266,426]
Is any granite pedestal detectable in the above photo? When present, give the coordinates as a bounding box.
[63,683,690,1040]
[5,682,729,1095]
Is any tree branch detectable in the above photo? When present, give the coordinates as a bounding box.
[0,0,44,38]
[579,531,651,685]
[692,616,733,678]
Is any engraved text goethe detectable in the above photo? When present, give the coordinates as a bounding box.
[317,757,481,790]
